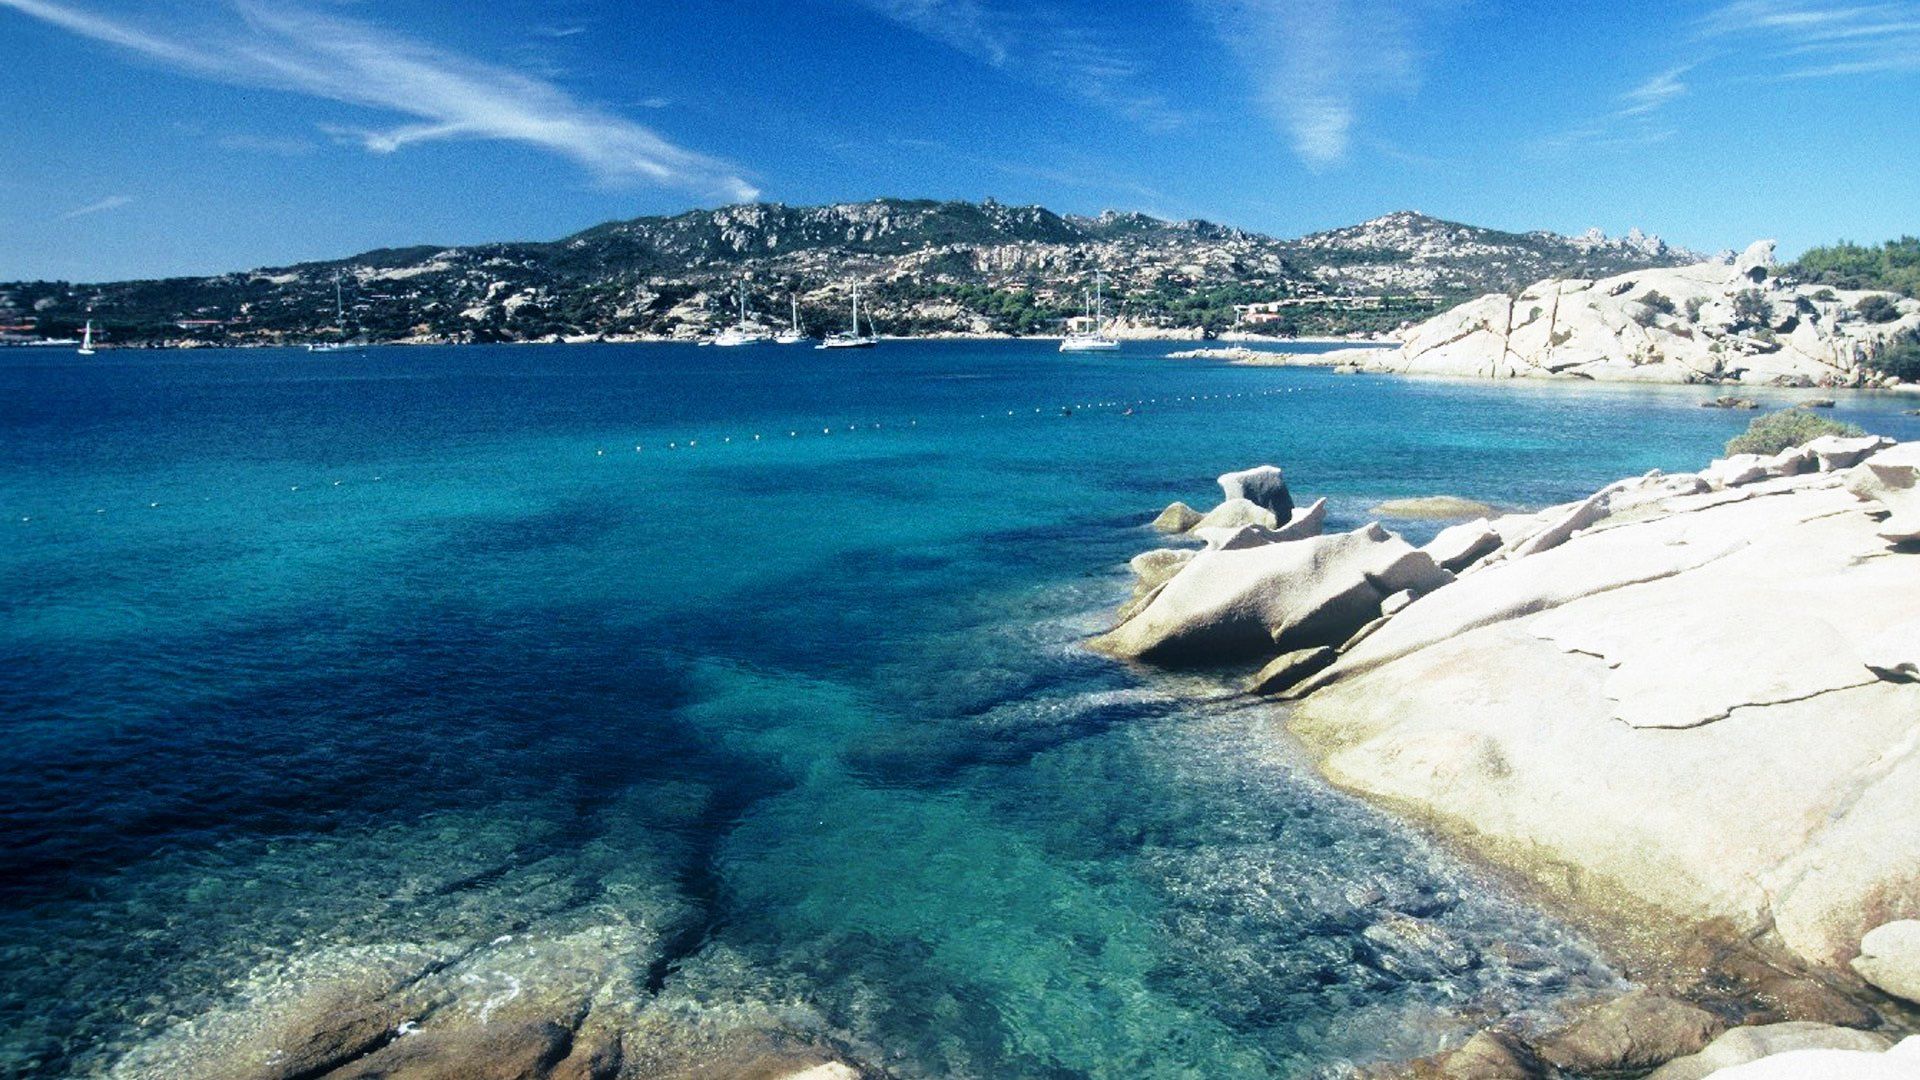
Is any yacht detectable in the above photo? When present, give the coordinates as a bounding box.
[307,274,358,352]
[712,281,772,347]
[775,296,808,344]
[77,320,96,356]
[1059,269,1120,352]
[816,281,876,349]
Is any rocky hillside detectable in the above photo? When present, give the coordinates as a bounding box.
[0,200,1694,346]
[1327,240,1920,387]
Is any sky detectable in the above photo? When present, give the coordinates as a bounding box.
[1,0,1916,281]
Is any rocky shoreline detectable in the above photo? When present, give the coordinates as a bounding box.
[1100,438,1920,1075]
[1293,241,1920,390]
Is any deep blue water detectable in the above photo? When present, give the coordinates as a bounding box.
[4,341,1916,1078]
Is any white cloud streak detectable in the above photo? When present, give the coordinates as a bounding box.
[1697,0,1920,79]
[60,194,133,219]
[853,0,1187,129]
[1188,0,1449,169]
[0,0,757,200]
[1540,65,1690,152]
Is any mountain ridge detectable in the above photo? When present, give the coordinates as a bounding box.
[0,199,1698,345]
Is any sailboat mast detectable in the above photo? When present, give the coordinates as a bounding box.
[851,282,860,336]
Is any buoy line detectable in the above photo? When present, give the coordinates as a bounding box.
[9,381,1340,525]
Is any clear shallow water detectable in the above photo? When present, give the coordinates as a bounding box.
[4,341,1917,1078]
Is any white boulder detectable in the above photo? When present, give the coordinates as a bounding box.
[1093,524,1449,664]
[1423,517,1502,572]
[1191,498,1279,532]
[1645,1022,1894,1080]
[1851,920,1920,1004]
[1694,1036,1920,1079]
[1217,464,1294,518]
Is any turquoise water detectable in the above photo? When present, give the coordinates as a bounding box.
[4,341,1917,1077]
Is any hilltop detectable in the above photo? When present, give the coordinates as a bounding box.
[0,199,1695,346]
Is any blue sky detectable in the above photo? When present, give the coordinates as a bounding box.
[2,0,1916,281]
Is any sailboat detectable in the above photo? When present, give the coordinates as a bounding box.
[775,296,807,344]
[712,281,773,347]
[1059,269,1120,352]
[77,319,96,356]
[307,274,357,352]
[816,281,876,349]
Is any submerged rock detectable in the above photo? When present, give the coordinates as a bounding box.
[1371,495,1497,520]
[1535,989,1723,1074]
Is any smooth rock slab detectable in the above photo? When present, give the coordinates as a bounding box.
[1530,590,1879,729]
[1851,920,1920,1004]
[1861,620,1920,682]
[1694,1036,1920,1079]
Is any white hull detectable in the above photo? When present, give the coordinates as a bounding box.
[1059,335,1120,352]
[774,332,809,345]
[306,342,357,352]
[712,328,773,347]
[816,335,876,350]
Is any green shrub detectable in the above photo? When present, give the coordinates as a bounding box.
[1812,288,1838,302]
[1855,294,1902,323]
[1684,296,1708,322]
[1789,237,1920,298]
[1731,288,1772,329]
[1639,290,1677,316]
[1726,409,1866,456]
[1869,330,1920,382]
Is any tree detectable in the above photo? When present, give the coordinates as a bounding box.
[1731,288,1771,330]
[1854,294,1902,323]
[1869,330,1920,382]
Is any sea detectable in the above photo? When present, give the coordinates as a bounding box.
[4,340,1915,1078]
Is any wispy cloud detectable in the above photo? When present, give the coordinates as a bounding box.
[1542,65,1690,151]
[1616,67,1690,116]
[0,0,757,199]
[60,194,133,220]
[853,0,1188,128]
[216,132,316,156]
[1188,0,1453,169]
[1697,0,1920,79]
